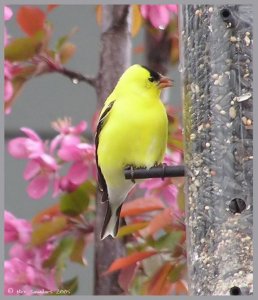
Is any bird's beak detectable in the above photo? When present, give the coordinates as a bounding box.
[158,76,173,89]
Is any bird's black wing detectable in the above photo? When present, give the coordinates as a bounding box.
[95,101,115,202]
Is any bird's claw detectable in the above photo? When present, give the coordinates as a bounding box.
[161,163,167,181]
[130,166,136,183]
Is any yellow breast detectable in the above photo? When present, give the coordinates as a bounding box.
[97,94,168,185]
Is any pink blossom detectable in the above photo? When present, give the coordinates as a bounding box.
[24,154,58,199]
[9,241,55,270]
[59,175,80,193]
[58,143,96,190]
[139,150,182,208]
[141,5,178,29]
[4,211,32,244]
[141,178,179,208]
[4,61,13,98]
[50,118,87,154]
[8,127,46,159]
[8,128,59,199]
[4,210,58,295]
[4,6,14,114]
[4,6,13,46]
[4,257,57,295]
[4,60,14,114]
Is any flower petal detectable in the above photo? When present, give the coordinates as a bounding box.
[4,6,13,21]
[23,160,40,180]
[21,127,41,141]
[58,144,81,161]
[50,135,62,154]
[4,80,13,101]
[167,4,178,14]
[67,161,88,185]
[73,120,87,134]
[8,138,28,158]
[39,153,58,171]
[27,175,50,199]
[140,5,149,19]
[62,135,80,148]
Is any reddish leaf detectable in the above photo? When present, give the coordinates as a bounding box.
[120,197,165,217]
[146,262,173,295]
[141,208,173,237]
[118,263,138,292]
[32,203,61,224]
[47,5,59,13]
[17,6,46,36]
[104,251,157,275]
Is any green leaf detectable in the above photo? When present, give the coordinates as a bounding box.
[56,35,68,51]
[4,31,45,61]
[61,277,78,295]
[43,236,75,269]
[70,237,87,265]
[47,277,78,295]
[130,273,149,295]
[117,222,148,238]
[153,231,182,251]
[55,27,78,51]
[31,216,67,246]
[60,181,93,216]
[168,263,186,283]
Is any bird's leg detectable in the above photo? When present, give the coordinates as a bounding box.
[153,162,167,180]
[155,162,167,181]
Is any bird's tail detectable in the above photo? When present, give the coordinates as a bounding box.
[100,202,122,240]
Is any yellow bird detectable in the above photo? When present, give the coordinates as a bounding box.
[95,64,172,239]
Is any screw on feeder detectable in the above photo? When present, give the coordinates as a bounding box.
[229,198,246,214]
[230,286,242,295]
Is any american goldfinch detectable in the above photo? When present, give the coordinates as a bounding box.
[95,64,172,239]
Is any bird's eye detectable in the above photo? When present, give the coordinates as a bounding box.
[148,77,154,82]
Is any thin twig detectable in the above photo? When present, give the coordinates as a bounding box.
[36,55,97,87]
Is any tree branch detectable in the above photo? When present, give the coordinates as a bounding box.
[35,55,97,87]
[58,67,96,87]
[93,5,131,295]
[112,5,130,27]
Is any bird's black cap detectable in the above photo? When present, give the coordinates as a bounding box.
[141,65,161,82]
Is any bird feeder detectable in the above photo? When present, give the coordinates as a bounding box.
[180,5,253,295]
